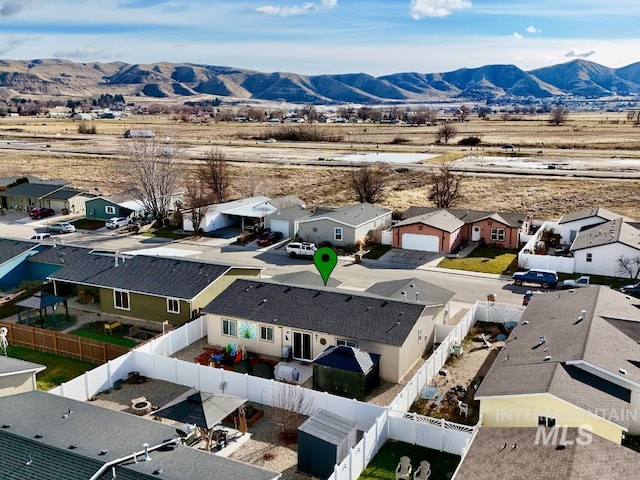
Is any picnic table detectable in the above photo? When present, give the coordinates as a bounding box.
[103,320,122,335]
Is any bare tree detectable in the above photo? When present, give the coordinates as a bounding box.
[455,105,471,122]
[435,124,457,144]
[122,136,179,225]
[199,148,229,204]
[272,384,315,442]
[428,163,464,208]
[549,106,569,126]
[617,255,640,280]
[183,172,210,234]
[349,163,391,204]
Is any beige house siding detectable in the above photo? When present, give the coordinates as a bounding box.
[0,372,38,397]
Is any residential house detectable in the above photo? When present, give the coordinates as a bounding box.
[476,286,640,444]
[569,218,640,277]
[0,357,45,397]
[203,278,452,382]
[86,197,148,221]
[0,239,41,290]
[265,204,311,238]
[1,182,67,212]
[393,207,531,253]
[26,246,262,325]
[452,427,640,480]
[296,203,392,247]
[0,390,279,480]
[557,207,622,245]
[39,187,93,215]
[184,195,304,233]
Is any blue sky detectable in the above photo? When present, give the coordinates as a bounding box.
[0,0,638,75]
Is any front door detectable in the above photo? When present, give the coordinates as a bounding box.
[292,331,312,361]
[471,226,481,241]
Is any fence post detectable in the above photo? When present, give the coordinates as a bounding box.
[84,372,90,401]
[440,419,445,452]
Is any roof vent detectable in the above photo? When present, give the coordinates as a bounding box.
[99,449,109,456]
[543,355,552,361]
[401,291,407,302]
[415,292,420,302]
[313,291,321,298]
[381,300,389,307]
[143,443,151,462]
[620,368,627,375]
[345,295,353,302]
[68,444,78,450]
[1,424,11,429]
[556,443,566,450]
[539,336,546,345]
[34,434,44,439]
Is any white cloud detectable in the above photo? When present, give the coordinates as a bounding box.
[53,47,115,60]
[410,0,472,19]
[0,0,32,17]
[0,37,27,55]
[511,32,523,39]
[565,50,596,59]
[255,0,337,17]
[526,25,540,34]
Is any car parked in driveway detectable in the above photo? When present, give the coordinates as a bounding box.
[620,283,640,298]
[47,222,76,234]
[106,217,131,229]
[257,230,283,247]
[28,207,55,219]
[512,269,558,289]
[29,232,52,241]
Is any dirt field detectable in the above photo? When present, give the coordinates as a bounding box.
[2,113,640,220]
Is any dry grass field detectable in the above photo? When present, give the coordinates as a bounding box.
[1,112,640,220]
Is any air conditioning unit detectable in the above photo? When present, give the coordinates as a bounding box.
[275,364,300,382]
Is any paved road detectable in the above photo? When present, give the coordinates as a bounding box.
[3,219,525,306]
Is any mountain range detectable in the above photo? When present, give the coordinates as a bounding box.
[1,58,639,104]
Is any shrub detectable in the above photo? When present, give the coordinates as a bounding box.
[389,136,410,144]
[343,244,356,254]
[318,241,334,249]
[77,122,97,134]
[262,124,343,142]
[458,136,482,146]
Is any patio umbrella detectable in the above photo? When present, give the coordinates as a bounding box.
[152,388,246,451]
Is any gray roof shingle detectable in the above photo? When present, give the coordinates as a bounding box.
[301,203,391,228]
[558,207,621,224]
[365,278,454,306]
[394,209,464,232]
[571,218,640,252]
[44,187,86,200]
[453,427,640,480]
[475,287,640,427]
[0,239,37,266]
[29,246,234,300]
[1,182,66,199]
[203,279,426,346]
[0,390,278,480]
[0,356,45,376]
[402,207,528,227]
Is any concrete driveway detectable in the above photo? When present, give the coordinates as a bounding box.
[378,248,443,267]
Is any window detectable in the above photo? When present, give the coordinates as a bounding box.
[222,319,236,337]
[113,290,130,310]
[586,253,593,263]
[537,416,556,428]
[105,205,116,215]
[167,298,180,314]
[418,328,423,343]
[337,339,357,348]
[334,227,343,241]
[260,325,274,342]
[490,228,505,241]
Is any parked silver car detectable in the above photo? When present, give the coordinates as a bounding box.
[47,222,76,234]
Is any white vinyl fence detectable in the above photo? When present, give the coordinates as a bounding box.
[474,301,524,325]
[50,301,519,480]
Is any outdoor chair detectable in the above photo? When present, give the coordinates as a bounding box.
[414,460,431,480]
[395,456,412,480]
[457,400,469,418]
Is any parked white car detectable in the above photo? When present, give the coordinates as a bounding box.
[106,217,131,229]
[47,222,76,234]
[29,232,52,241]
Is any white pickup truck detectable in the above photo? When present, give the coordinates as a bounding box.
[560,275,591,289]
[285,242,317,258]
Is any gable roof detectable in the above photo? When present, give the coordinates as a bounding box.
[44,187,88,200]
[269,270,342,288]
[558,207,621,224]
[1,182,66,199]
[0,391,277,480]
[29,246,234,300]
[300,203,391,228]
[365,278,455,306]
[267,195,305,209]
[475,287,640,427]
[402,207,528,228]
[0,239,38,266]
[298,409,357,446]
[203,279,426,346]
[219,196,271,217]
[0,356,45,377]
[266,204,311,222]
[314,346,380,373]
[570,218,640,252]
[393,209,465,233]
[453,427,640,480]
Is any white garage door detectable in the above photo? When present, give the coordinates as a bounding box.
[402,233,439,252]
[270,219,290,238]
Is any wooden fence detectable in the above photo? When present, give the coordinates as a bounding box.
[0,321,130,364]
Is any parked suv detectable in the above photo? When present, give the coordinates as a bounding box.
[106,217,131,229]
[512,269,558,289]
[257,230,283,247]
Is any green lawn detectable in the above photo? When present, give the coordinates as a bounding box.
[141,227,190,239]
[437,246,518,274]
[69,321,138,348]
[359,440,460,480]
[7,345,97,391]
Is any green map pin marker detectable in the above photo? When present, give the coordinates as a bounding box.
[313,247,338,286]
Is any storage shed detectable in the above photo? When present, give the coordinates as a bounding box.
[297,409,357,479]
[313,346,380,400]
